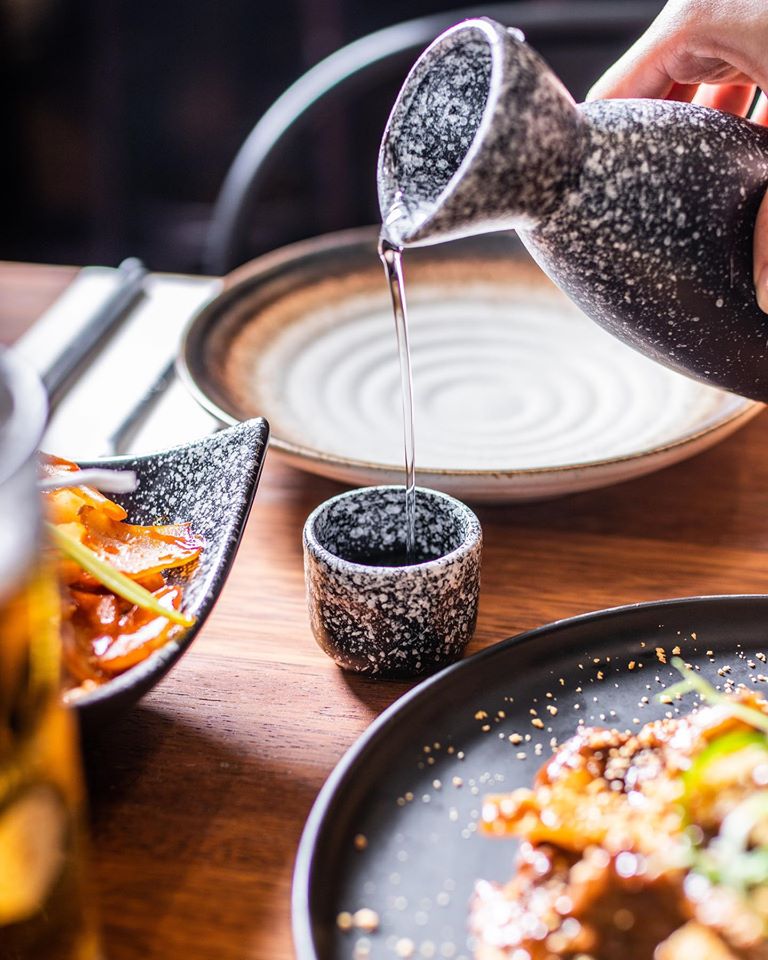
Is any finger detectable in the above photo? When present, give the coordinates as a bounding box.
[667,83,699,102]
[588,55,675,101]
[693,83,757,115]
[753,188,768,313]
[587,29,676,100]
[751,92,768,125]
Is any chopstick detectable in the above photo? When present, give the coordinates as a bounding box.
[42,257,147,408]
[102,358,176,456]
[38,468,138,493]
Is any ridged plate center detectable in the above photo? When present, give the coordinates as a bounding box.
[230,275,740,470]
[180,232,761,500]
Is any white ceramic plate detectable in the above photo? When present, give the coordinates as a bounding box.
[179,228,763,502]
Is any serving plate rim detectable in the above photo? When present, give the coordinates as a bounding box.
[290,592,768,960]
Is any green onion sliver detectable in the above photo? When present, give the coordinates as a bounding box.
[661,657,768,735]
[721,791,768,852]
[48,523,195,628]
[683,730,768,801]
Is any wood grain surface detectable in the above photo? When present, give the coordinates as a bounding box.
[4,260,768,959]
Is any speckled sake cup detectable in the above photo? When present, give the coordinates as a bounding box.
[303,485,482,679]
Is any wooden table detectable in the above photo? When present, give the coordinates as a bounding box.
[5,260,768,959]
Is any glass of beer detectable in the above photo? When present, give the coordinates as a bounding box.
[0,349,100,959]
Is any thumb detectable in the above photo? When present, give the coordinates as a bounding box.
[754,188,768,314]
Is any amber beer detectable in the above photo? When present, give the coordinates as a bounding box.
[0,352,100,959]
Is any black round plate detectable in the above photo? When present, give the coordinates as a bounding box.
[293,595,768,960]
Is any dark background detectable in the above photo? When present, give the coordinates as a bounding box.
[0,0,661,274]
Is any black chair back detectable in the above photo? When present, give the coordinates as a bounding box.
[205,1,662,273]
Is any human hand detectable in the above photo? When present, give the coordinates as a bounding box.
[587,0,768,312]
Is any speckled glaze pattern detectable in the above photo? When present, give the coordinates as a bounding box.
[75,417,269,731]
[378,18,584,244]
[303,486,482,679]
[525,98,768,399]
[379,18,768,401]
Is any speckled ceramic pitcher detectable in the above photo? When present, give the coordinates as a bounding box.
[378,17,768,401]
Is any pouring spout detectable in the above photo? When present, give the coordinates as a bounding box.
[377,17,585,248]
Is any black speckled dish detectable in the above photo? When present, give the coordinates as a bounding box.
[293,595,768,960]
[72,417,269,730]
[303,485,482,679]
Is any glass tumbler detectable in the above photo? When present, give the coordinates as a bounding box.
[0,350,100,959]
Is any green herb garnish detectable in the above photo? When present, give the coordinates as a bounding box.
[662,657,768,900]
[683,729,768,801]
[49,523,194,628]
[697,792,768,892]
[661,656,768,734]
